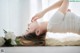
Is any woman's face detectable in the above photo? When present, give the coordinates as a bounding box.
[27,21,46,36]
[27,21,39,33]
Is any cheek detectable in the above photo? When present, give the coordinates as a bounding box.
[39,27,44,33]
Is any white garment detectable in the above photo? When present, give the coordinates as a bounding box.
[47,11,80,34]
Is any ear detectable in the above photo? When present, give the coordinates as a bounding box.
[35,29,41,36]
[3,29,7,34]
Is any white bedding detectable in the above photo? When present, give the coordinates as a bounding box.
[46,32,80,46]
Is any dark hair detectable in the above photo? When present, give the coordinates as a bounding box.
[23,31,47,46]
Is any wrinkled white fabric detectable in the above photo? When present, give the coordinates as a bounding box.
[47,11,80,34]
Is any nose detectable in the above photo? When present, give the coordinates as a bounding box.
[26,30,28,32]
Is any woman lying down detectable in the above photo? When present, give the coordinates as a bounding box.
[30,0,80,35]
[1,0,80,46]
[25,0,80,45]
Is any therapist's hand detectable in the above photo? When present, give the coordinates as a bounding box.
[31,11,45,22]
